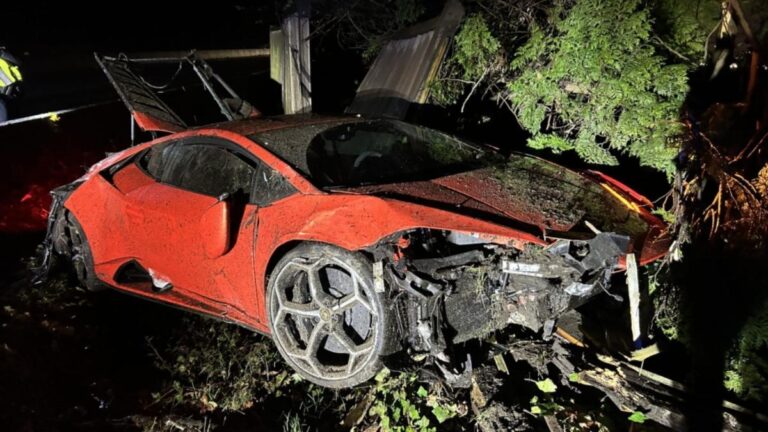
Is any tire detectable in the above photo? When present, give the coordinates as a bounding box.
[266,243,393,388]
[65,212,105,292]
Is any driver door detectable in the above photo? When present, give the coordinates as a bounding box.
[127,139,260,309]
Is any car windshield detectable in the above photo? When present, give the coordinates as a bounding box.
[250,119,504,188]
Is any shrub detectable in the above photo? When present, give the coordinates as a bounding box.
[147,316,284,412]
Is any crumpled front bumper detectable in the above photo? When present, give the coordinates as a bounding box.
[499,232,630,331]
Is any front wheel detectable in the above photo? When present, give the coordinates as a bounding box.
[266,243,392,388]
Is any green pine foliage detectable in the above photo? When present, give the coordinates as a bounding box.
[724,304,768,401]
[431,0,697,177]
[653,0,712,62]
[453,14,501,81]
[507,0,688,176]
[430,14,503,106]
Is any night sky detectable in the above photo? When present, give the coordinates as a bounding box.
[5,2,273,50]
[3,2,361,115]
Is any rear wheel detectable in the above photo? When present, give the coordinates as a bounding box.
[266,243,391,388]
[61,212,103,292]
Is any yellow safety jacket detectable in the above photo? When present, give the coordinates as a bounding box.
[0,57,23,94]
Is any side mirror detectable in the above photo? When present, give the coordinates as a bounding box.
[201,199,231,258]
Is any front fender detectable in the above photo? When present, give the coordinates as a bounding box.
[260,194,545,257]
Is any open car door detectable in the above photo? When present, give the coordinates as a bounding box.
[95,54,187,134]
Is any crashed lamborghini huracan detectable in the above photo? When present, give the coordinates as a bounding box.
[38,112,670,388]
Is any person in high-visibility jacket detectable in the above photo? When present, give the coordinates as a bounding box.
[0,48,23,123]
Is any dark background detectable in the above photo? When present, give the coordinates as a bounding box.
[2,2,365,115]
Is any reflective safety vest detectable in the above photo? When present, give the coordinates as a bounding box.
[0,57,23,91]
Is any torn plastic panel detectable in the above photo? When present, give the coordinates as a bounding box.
[367,228,628,381]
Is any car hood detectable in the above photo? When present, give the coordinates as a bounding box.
[337,153,656,243]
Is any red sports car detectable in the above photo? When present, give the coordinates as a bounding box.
[38,112,669,388]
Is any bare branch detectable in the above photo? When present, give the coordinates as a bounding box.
[652,35,694,64]
[461,68,490,113]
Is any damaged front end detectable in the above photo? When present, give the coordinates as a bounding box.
[369,229,628,381]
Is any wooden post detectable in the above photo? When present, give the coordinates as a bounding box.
[270,0,312,114]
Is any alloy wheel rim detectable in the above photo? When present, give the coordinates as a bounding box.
[270,256,379,381]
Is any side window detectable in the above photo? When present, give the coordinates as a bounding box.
[251,165,297,206]
[162,144,256,198]
[139,142,175,180]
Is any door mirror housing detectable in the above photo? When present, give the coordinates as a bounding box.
[201,199,231,258]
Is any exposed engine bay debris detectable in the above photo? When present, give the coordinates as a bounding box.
[367,228,629,385]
